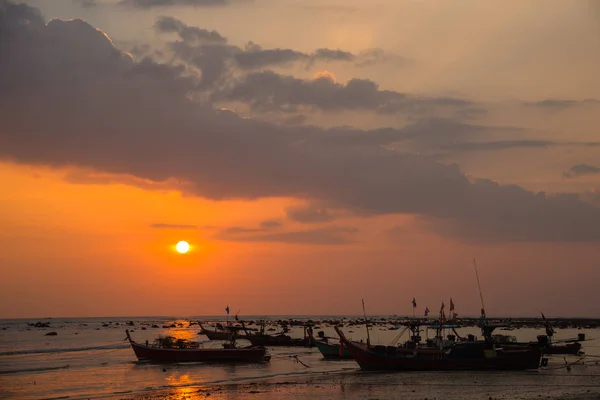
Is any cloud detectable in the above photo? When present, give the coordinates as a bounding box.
[286,204,336,223]
[63,169,187,192]
[215,226,357,245]
[155,16,227,44]
[441,140,557,153]
[222,226,264,234]
[73,0,98,7]
[212,70,473,115]
[118,0,239,8]
[151,223,197,229]
[532,99,600,110]
[2,2,600,243]
[563,164,600,178]
[420,185,600,243]
[154,17,395,88]
[260,219,282,229]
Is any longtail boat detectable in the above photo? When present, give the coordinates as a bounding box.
[534,314,584,355]
[198,322,234,341]
[246,333,312,347]
[537,339,582,355]
[335,326,542,371]
[125,330,269,363]
[492,314,585,355]
[314,339,353,359]
[240,320,314,347]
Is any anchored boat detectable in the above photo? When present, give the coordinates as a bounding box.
[125,330,270,363]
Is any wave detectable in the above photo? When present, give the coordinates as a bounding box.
[0,343,129,357]
[0,364,69,375]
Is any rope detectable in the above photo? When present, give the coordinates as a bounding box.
[291,355,310,368]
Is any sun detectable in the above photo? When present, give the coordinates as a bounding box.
[175,241,190,254]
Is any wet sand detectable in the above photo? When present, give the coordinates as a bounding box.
[116,364,600,400]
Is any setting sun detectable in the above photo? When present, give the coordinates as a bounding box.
[175,241,190,254]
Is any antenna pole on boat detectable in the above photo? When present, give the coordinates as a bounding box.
[473,258,486,319]
[362,298,371,346]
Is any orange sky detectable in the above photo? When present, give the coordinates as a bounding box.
[1,0,600,318]
[2,162,599,318]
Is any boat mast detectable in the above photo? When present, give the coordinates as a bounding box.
[473,258,486,319]
[362,298,371,346]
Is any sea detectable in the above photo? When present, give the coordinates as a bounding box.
[1,316,599,400]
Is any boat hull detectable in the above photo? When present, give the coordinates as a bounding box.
[335,327,541,372]
[542,342,582,355]
[129,342,268,363]
[199,324,234,341]
[315,340,353,359]
[247,334,313,347]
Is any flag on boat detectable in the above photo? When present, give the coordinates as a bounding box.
[424,306,430,316]
[225,305,230,315]
[412,298,417,308]
[449,298,455,311]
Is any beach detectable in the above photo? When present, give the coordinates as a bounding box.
[2,317,600,400]
[116,368,600,400]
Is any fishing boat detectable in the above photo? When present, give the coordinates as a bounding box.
[241,320,314,347]
[533,314,584,355]
[246,332,313,347]
[314,338,353,359]
[198,322,234,341]
[536,336,582,355]
[335,326,542,371]
[492,316,585,355]
[125,330,270,363]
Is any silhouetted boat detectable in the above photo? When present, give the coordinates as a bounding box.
[241,320,314,347]
[534,314,584,355]
[198,322,234,341]
[246,333,312,347]
[335,326,542,371]
[493,315,586,355]
[125,330,269,363]
[314,338,353,359]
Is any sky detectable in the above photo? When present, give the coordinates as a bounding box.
[1,0,600,318]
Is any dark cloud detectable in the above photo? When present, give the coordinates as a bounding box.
[564,164,600,178]
[260,219,282,229]
[213,70,472,115]
[300,118,517,151]
[2,2,600,243]
[215,226,357,245]
[151,223,197,229]
[441,140,557,153]
[420,186,600,243]
[118,0,237,8]
[222,226,262,233]
[73,0,98,7]
[155,16,227,44]
[155,18,394,89]
[533,99,600,110]
[286,205,336,223]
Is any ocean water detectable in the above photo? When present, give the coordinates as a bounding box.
[0,316,598,400]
